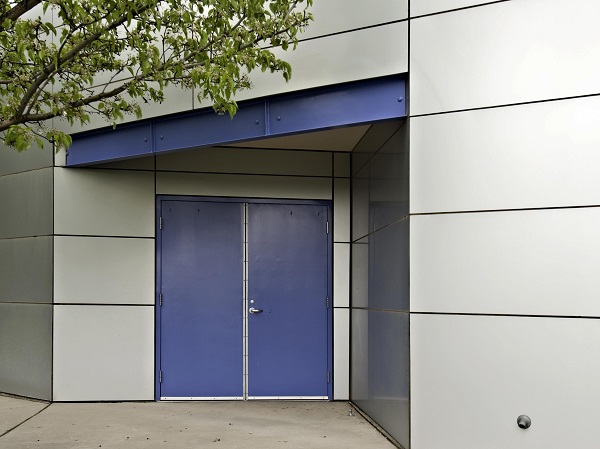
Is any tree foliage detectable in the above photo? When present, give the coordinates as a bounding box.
[0,0,312,151]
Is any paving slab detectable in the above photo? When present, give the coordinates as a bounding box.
[0,399,397,449]
[0,394,49,436]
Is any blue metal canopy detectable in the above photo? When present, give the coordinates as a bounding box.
[66,75,406,166]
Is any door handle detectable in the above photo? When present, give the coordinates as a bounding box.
[249,307,263,314]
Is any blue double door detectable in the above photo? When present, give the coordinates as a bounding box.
[158,199,330,400]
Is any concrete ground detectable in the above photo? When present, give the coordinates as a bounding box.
[0,395,397,449]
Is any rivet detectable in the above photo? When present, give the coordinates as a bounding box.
[144,138,148,142]
[276,116,281,121]
[255,120,260,125]
[160,135,164,140]
[398,97,404,102]
[517,415,531,429]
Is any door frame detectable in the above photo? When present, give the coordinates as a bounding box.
[155,195,333,401]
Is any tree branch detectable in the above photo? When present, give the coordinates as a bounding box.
[0,0,42,24]
[1,82,131,130]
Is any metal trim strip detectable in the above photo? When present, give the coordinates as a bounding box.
[246,396,328,400]
[160,397,244,401]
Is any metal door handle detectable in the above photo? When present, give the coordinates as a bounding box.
[249,307,263,314]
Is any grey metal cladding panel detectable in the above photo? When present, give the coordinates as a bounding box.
[352,222,409,311]
[352,121,408,241]
[333,152,351,178]
[351,308,369,399]
[369,125,409,229]
[351,236,369,309]
[0,168,53,239]
[369,221,409,311]
[0,303,52,400]
[0,143,53,177]
[351,120,404,175]
[0,237,52,303]
[352,161,370,241]
[351,309,409,448]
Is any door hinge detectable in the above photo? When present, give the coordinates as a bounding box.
[326,297,330,309]
[327,371,330,384]
[159,370,162,383]
[159,216,163,230]
[159,293,163,306]
[326,221,329,234]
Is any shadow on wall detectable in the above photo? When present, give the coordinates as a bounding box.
[350,120,410,448]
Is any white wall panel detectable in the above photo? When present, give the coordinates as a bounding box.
[53,83,193,134]
[157,147,332,176]
[333,178,350,242]
[198,22,408,108]
[302,0,407,40]
[95,156,156,171]
[0,168,53,239]
[52,22,408,134]
[333,308,350,400]
[411,208,600,316]
[54,168,155,237]
[156,172,331,200]
[54,236,154,305]
[334,243,350,308]
[54,147,66,167]
[53,305,154,401]
[0,141,53,176]
[411,314,600,449]
[411,96,600,213]
[124,83,193,120]
[0,237,52,303]
[410,0,600,115]
[411,0,492,17]
[0,303,52,400]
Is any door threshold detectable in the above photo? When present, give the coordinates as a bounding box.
[160,397,244,401]
[160,396,329,401]
[247,396,328,400]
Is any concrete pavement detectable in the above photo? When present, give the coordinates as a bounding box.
[0,395,397,448]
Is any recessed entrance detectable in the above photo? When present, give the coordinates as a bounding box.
[156,197,332,400]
